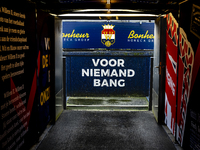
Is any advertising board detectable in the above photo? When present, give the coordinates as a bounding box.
[62,21,154,50]
[164,13,178,136]
[164,2,200,149]
[66,54,151,97]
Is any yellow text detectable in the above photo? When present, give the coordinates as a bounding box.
[42,54,48,69]
[128,30,154,39]
[62,30,90,38]
[40,87,50,106]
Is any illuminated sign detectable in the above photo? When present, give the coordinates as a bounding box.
[82,58,135,87]
[66,55,151,96]
[62,21,154,49]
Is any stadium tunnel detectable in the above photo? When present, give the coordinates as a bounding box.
[0,0,200,150]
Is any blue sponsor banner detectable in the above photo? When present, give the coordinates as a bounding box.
[66,54,151,97]
[62,21,154,49]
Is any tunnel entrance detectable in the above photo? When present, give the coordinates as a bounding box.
[62,20,154,110]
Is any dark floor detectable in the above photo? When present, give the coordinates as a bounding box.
[37,110,176,150]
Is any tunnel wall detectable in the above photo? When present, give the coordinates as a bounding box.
[0,2,56,150]
[164,1,200,149]
[54,17,64,120]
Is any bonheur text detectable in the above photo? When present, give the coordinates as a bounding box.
[81,58,135,87]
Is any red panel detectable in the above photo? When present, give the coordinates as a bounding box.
[102,29,115,34]
[164,13,178,135]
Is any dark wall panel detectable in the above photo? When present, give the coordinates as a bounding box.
[0,2,55,150]
[37,9,55,134]
[0,2,38,150]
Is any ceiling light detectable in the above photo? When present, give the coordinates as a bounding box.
[58,13,158,17]
[74,9,142,13]
[49,13,57,17]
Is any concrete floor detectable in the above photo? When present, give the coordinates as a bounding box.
[36,110,177,150]
[67,97,149,106]
[67,97,149,111]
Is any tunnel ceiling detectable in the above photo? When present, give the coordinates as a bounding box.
[29,0,181,17]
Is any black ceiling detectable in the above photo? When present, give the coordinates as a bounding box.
[29,0,181,17]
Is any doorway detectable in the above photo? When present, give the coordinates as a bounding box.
[62,20,155,111]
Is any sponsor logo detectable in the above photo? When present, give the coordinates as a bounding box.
[127,30,154,43]
[62,30,90,42]
[128,30,154,39]
[101,24,115,47]
[62,29,90,38]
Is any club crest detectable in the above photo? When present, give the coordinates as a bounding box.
[101,24,115,47]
